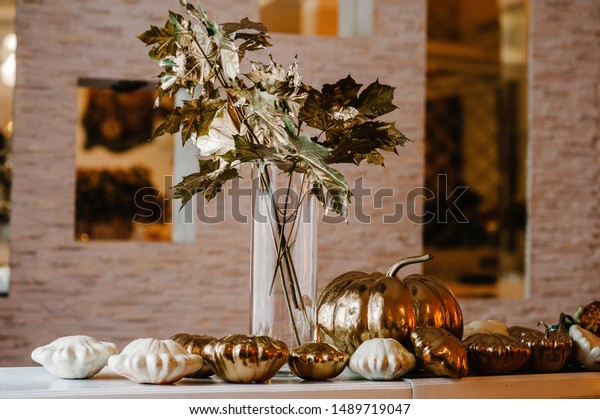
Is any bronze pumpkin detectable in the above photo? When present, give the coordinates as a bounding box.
[463,333,531,375]
[508,313,573,373]
[316,254,463,355]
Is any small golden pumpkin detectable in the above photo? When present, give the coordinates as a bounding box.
[317,255,463,355]
[288,325,349,381]
[463,333,531,375]
[170,333,216,378]
[410,328,469,378]
[201,334,289,383]
[288,342,348,381]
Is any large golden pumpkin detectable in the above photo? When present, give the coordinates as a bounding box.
[317,255,463,355]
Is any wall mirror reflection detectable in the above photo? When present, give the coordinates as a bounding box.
[0,0,14,296]
[75,79,174,242]
[424,0,528,299]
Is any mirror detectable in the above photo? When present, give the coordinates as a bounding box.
[75,79,174,242]
[0,0,14,296]
[424,0,528,298]
[259,0,373,37]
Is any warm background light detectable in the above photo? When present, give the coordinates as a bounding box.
[1,32,15,87]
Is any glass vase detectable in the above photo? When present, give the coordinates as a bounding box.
[250,163,317,349]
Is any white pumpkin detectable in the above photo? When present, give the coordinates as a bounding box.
[462,319,509,340]
[349,338,415,381]
[108,338,203,384]
[569,325,600,371]
[31,335,118,379]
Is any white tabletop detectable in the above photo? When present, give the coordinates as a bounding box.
[1,367,599,399]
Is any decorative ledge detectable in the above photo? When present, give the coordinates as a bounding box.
[1,367,599,399]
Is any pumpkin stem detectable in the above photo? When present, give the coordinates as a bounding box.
[386,254,433,277]
[313,323,322,343]
[563,313,577,328]
[557,312,570,336]
[538,321,551,339]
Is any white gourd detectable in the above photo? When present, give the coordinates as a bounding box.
[569,325,600,371]
[349,338,415,380]
[31,335,118,379]
[108,338,203,384]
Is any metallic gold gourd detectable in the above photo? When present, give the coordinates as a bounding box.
[201,334,289,383]
[317,255,463,355]
[288,325,349,381]
[463,333,531,375]
[170,333,217,378]
[410,327,469,378]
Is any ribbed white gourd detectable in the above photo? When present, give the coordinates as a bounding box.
[570,325,600,371]
[349,338,415,381]
[108,338,203,384]
[31,335,118,379]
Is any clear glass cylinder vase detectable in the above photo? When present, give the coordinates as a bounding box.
[250,163,317,349]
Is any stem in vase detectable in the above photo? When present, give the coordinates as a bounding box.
[258,166,313,347]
